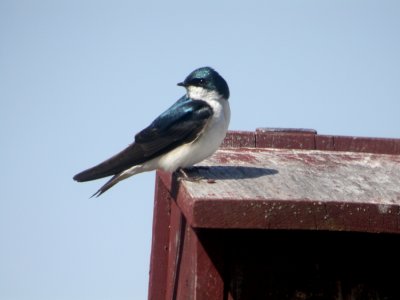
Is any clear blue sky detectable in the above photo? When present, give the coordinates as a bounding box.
[1,1,399,299]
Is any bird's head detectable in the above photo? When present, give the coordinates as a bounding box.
[177,67,230,100]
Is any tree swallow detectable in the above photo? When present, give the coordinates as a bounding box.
[73,67,230,197]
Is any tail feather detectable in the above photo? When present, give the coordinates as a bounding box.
[90,175,120,198]
[90,164,143,197]
[73,143,145,182]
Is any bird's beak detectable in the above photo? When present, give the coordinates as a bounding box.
[177,82,185,87]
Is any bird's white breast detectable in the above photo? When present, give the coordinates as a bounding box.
[155,89,230,172]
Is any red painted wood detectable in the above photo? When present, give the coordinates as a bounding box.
[173,147,400,233]
[332,135,400,154]
[175,198,400,233]
[255,128,317,150]
[149,129,400,299]
[222,129,400,155]
[315,134,400,154]
[148,175,171,300]
[315,135,335,151]
[164,197,184,300]
[149,171,226,299]
[221,130,255,148]
[176,226,225,299]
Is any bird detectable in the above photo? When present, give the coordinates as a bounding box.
[73,66,230,197]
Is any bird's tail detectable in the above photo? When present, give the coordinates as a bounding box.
[90,174,123,198]
[90,165,142,197]
[73,143,145,182]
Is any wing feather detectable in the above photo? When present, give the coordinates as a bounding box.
[73,97,212,182]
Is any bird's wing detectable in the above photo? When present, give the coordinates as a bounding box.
[73,97,212,182]
[135,97,213,157]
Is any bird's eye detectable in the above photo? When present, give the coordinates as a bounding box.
[192,78,205,86]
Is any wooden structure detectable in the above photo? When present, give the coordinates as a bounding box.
[148,129,400,300]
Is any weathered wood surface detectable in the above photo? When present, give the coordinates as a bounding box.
[148,173,225,300]
[158,147,400,233]
[223,129,400,154]
[149,129,400,299]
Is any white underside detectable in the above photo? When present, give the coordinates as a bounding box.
[120,87,230,178]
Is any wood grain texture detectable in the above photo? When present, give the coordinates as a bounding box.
[159,147,400,233]
[149,129,400,299]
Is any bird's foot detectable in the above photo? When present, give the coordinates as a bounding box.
[176,167,204,182]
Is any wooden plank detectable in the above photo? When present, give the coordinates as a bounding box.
[148,175,171,300]
[164,198,186,300]
[255,128,316,150]
[333,135,400,155]
[168,148,400,233]
[222,130,255,148]
[150,131,400,299]
[221,128,400,154]
[149,171,224,300]
[164,207,225,299]
[315,135,335,151]
[150,130,400,300]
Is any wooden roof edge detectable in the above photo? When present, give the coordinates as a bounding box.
[222,128,400,155]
